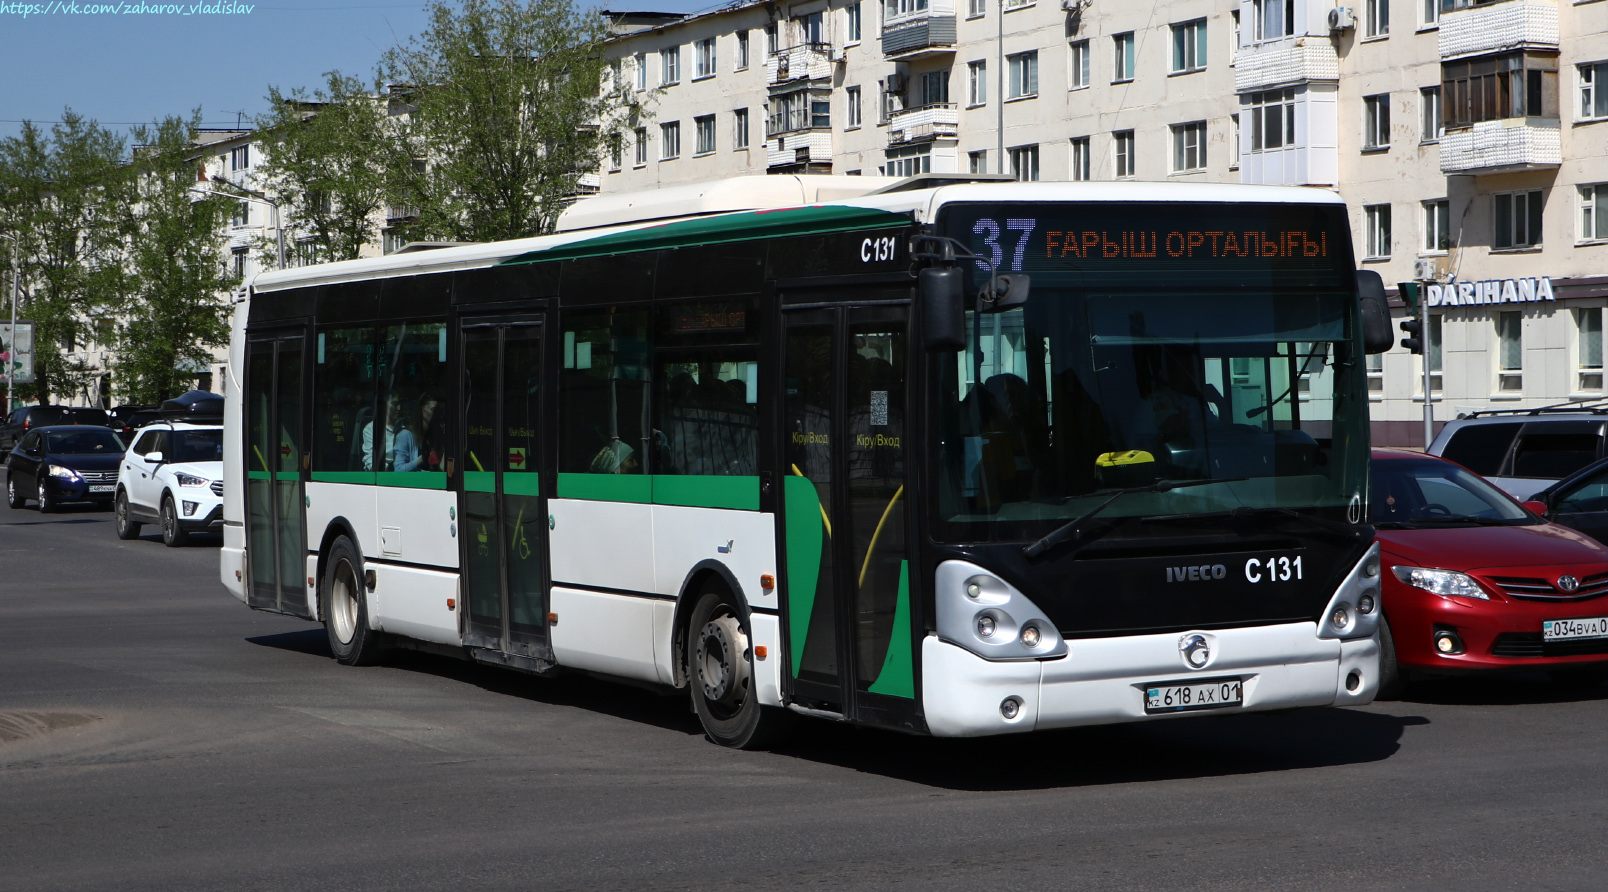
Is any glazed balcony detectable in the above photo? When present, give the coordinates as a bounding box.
[1439,119,1561,173]
[1439,0,1558,60]
[1233,37,1338,93]
[887,103,958,146]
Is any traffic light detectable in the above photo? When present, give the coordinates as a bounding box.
[1400,318,1424,355]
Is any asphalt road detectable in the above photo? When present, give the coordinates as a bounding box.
[3,504,1608,891]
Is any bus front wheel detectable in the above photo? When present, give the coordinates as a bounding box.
[324,536,381,666]
[688,591,789,749]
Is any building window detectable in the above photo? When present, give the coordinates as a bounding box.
[1114,130,1135,177]
[609,134,623,170]
[694,38,715,79]
[734,108,750,148]
[1427,314,1443,393]
[694,115,716,154]
[920,70,950,106]
[967,61,986,106]
[1171,19,1206,74]
[847,3,862,42]
[231,247,248,278]
[1365,204,1391,259]
[846,87,863,127]
[1229,114,1241,168]
[1171,121,1207,172]
[1069,40,1089,89]
[886,147,932,177]
[1494,190,1543,249]
[799,11,824,45]
[1007,51,1039,99]
[1070,137,1090,181]
[1248,88,1296,150]
[1112,32,1135,82]
[1420,86,1443,141]
[1230,11,1241,64]
[1423,199,1450,253]
[231,200,250,228]
[660,121,680,159]
[765,23,778,54]
[1442,53,1558,128]
[1366,351,1384,397]
[230,145,250,171]
[1578,307,1604,392]
[1009,144,1039,181]
[1582,63,1608,120]
[1364,94,1391,149]
[1496,311,1523,393]
[662,46,680,85]
[736,31,749,70]
[634,126,648,165]
[969,150,988,174]
[1364,0,1389,38]
[1254,0,1295,40]
[1582,184,1608,242]
[635,53,648,90]
[968,0,985,15]
[1422,0,1438,27]
[812,98,831,128]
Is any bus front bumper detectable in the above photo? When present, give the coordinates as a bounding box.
[920,622,1379,737]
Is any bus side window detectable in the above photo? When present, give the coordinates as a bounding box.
[560,309,651,475]
[653,298,760,477]
[312,327,376,475]
[376,322,448,474]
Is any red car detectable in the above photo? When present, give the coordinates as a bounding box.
[1372,448,1608,696]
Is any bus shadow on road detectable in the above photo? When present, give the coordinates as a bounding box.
[768,707,1427,791]
[1394,673,1608,708]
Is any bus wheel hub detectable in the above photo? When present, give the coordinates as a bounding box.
[697,614,749,706]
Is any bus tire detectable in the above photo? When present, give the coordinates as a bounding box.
[160,495,188,547]
[688,590,790,749]
[1376,616,1409,700]
[115,490,141,540]
[324,536,381,666]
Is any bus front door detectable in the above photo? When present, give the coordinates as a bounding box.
[780,304,916,718]
[458,318,549,663]
[245,333,311,618]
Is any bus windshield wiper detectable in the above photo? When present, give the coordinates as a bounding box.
[1023,478,1248,560]
[1146,505,1362,541]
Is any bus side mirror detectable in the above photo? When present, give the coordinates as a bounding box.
[1356,270,1394,355]
[920,266,966,353]
[981,274,1031,314]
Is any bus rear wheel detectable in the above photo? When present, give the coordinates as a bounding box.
[324,536,381,666]
[688,591,789,749]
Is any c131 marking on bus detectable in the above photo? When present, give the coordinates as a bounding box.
[1245,555,1303,583]
[861,236,899,263]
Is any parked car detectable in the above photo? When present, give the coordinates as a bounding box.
[107,405,162,445]
[3,425,126,512]
[1372,447,1608,696]
[114,420,224,546]
[0,405,111,459]
[1429,404,1608,500]
[1522,456,1608,548]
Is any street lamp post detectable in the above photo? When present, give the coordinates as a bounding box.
[198,176,286,270]
[0,232,18,415]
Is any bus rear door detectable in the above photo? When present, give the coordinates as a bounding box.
[244,331,312,618]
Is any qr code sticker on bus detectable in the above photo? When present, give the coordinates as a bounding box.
[871,390,888,427]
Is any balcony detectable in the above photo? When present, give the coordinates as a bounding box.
[881,11,956,60]
[1439,119,1560,173]
[765,131,833,172]
[887,103,958,146]
[1233,37,1338,93]
[766,44,832,85]
[1439,0,1557,60]
[386,205,420,223]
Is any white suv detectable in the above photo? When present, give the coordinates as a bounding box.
[114,421,224,546]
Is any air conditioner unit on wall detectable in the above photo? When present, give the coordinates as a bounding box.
[1414,258,1439,281]
[1060,0,1090,12]
[1327,6,1355,30]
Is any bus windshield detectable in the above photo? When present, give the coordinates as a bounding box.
[932,201,1367,542]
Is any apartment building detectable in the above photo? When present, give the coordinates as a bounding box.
[600,0,1608,444]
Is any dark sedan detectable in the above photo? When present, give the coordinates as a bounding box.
[4,426,126,512]
[1527,456,1608,547]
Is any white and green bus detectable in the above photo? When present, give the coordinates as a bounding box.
[221,177,1394,747]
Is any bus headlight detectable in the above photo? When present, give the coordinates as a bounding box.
[936,560,1068,661]
[1318,542,1384,641]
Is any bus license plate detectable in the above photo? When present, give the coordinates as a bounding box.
[1543,617,1608,641]
[88,485,114,493]
[1144,678,1243,714]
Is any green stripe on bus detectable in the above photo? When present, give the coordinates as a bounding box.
[557,473,651,503]
[503,473,541,497]
[868,561,915,699]
[651,475,758,510]
[246,471,271,481]
[310,471,374,484]
[784,474,825,678]
[464,471,496,493]
[375,471,448,490]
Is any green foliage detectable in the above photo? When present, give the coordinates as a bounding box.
[0,111,128,404]
[379,0,645,243]
[112,113,236,405]
[255,72,391,265]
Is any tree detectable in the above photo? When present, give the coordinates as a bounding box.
[0,111,128,404]
[255,72,391,265]
[378,0,645,243]
[112,113,237,404]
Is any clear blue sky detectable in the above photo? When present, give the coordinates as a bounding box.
[0,0,713,146]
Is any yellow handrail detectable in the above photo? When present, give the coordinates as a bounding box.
[790,463,832,537]
[858,485,904,588]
